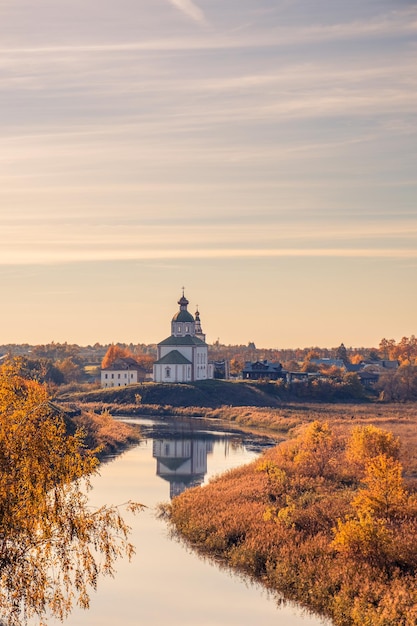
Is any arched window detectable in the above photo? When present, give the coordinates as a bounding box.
[165,367,171,378]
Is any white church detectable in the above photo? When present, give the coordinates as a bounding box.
[153,291,214,383]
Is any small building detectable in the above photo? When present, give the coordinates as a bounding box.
[242,360,285,381]
[101,357,146,388]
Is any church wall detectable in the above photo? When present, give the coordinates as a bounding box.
[193,346,209,380]
[153,363,192,383]
[159,345,193,362]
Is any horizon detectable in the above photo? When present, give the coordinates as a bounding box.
[1,1,416,348]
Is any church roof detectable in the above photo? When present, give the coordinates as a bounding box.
[172,310,194,322]
[158,335,206,347]
[172,289,195,323]
[154,350,192,365]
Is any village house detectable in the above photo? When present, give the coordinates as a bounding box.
[101,357,146,388]
[242,359,285,381]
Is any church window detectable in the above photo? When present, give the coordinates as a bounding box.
[165,367,171,378]
[185,325,189,333]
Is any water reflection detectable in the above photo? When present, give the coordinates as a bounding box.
[153,437,213,498]
[134,416,277,499]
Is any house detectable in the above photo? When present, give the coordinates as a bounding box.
[242,360,285,381]
[153,291,214,383]
[101,357,146,388]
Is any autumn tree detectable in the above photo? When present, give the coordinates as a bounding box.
[333,426,416,568]
[283,421,340,479]
[379,336,417,364]
[346,424,400,473]
[56,356,84,383]
[336,342,350,365]
[377,364,417,402]
[133,353,154,373]
[0,359,141,625]
[101,344,135,369]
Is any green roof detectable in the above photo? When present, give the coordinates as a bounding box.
[172,310,194,322]
[154,350,192,365]
[158,335,206,347]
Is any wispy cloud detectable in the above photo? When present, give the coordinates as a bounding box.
[167,0,207,25]
[1,247,417,266]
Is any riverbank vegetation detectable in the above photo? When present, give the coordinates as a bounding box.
[0,360,142,625]
[166,422,417,626]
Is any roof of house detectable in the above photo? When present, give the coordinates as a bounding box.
[158,335,206,347]
[242,360,283,373]
[102,357,145,372]
[154,350,192,365]
[310,358,346,368]
[363,359,399,369]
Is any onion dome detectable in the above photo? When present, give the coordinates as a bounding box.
[172,290,194,323]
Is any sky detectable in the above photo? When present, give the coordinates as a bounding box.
[1,0,416,349]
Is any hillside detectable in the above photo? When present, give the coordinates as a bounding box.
[58,379,283,409]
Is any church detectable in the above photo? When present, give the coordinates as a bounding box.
[153,291,214,383]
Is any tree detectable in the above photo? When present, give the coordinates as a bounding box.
[0,359,142,625]
[336,343,349,365]
[333,426,412,567]
[56,357,84,383]
[332,453,409,566]
[291,421,338,478]
[346,424,400,472]
[101,345,135,369]
[377,364,417,402]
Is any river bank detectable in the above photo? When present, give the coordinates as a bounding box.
[61,400,417,469]
[68,408,141,456]
[166,421,417,626]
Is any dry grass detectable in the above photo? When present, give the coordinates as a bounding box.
[72,410,141,455]
[167,421,417,626]
[205,403,417,476]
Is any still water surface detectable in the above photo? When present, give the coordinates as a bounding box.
[46,417,330,626]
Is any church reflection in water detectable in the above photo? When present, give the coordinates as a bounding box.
[153,437,214,499]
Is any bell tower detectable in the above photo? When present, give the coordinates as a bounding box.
[194,306,206,342]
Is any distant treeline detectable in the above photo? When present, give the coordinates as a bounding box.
[1,337,417,402]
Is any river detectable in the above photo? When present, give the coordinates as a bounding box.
[45,416,331,626]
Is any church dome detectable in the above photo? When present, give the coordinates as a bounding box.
[172,290,194,323]
[172,309,194,322]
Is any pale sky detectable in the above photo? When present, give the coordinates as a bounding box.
[1,0,416,348]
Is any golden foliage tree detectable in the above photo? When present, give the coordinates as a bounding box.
[346,424,400,472]
[101,344,135,369]
[333,437,415,568]
[0,359,142,625]
[290,420,339,478]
